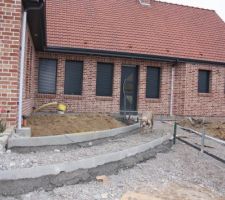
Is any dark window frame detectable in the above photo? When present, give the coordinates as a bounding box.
[96,62,114,97]
[64,60,84,95]
[198,70,211,93]
[146,66,161,99]
[38,58,57,94]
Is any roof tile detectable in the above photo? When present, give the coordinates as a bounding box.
[46,0,225,63]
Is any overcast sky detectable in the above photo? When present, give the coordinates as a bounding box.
[159,0,225,22]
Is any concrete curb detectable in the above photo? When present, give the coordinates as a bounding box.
[0,127,14,153]
[0,134,171,181]
[8,123,139,148]
[0,134,172,196]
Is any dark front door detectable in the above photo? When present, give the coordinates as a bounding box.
[120,65,138,112]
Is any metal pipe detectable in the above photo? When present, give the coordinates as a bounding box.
[201,117,205,153]
[177,124,225,145]
[123,78,128,118]
[18,2,43,129]
[173,122,177,144]
[177,137,225,165]
[18,10,27,129]
[169,67,175,116]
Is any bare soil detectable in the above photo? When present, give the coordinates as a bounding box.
[178,118,225,140]
[121,183,224,200]
[28,113,125,137]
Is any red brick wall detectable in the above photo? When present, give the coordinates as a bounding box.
[22,27,36,116]
[1,2,225,128]
[178,63,225,117]
[32,52,225,117]
[0,0,21,127]
[34,53,124,113]
[34,52,173,115]
[138,62,171,115]
[173,63,186,116]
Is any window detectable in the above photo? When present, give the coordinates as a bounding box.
[198,70,210,93]
[64,61,83,95]
[146,67,161,98]
[38,59,57,94]
[96,62,114,96]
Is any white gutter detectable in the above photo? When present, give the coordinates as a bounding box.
[18,1,43,130]
[169,66,175,116]
[18,10,27,129]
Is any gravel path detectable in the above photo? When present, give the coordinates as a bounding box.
[0,122,171,171]
[2,139,225,200]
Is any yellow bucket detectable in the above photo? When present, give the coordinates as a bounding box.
[57,103,67,112]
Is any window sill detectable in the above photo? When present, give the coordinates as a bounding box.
[96,96,113,101]
[145,98,161,103]
[198,93,212,97]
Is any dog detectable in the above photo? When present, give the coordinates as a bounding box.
[140,111,154,133]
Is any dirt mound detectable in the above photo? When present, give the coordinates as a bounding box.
[121,183,224,200]
[178,118,225,140]
[28,113,125,137]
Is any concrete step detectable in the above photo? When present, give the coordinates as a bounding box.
[8,123,140,149]
[0,134,172,196]
[0,122,173,196]
[2,122,172,170]
[9,124,140,154]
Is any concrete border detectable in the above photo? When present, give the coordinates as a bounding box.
[1,134,171,180]
[8,123,139,148]
[0,134,171,196]
[15,127,31,137]
[0,127,14,153]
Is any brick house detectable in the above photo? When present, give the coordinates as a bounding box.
[1,0,225,128]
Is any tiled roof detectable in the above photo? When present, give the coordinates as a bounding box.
[46,0,225,63]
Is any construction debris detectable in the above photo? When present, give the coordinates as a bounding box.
[96,175,110,184]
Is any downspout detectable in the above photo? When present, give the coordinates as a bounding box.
[18,10,27,129]
[18,3,43,129]
[169,65,176,117]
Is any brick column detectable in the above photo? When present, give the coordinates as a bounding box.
[137,64,147,112]
[56,57,65,96]
[82,56,97,112]
[0,0,21,127]
[112,60,122,112]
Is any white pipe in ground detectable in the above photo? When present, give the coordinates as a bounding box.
[18,11,27,129]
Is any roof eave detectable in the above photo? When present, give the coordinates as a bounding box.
[22,0,43,9]
[22,0,46,51]
[44,46,225,66]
